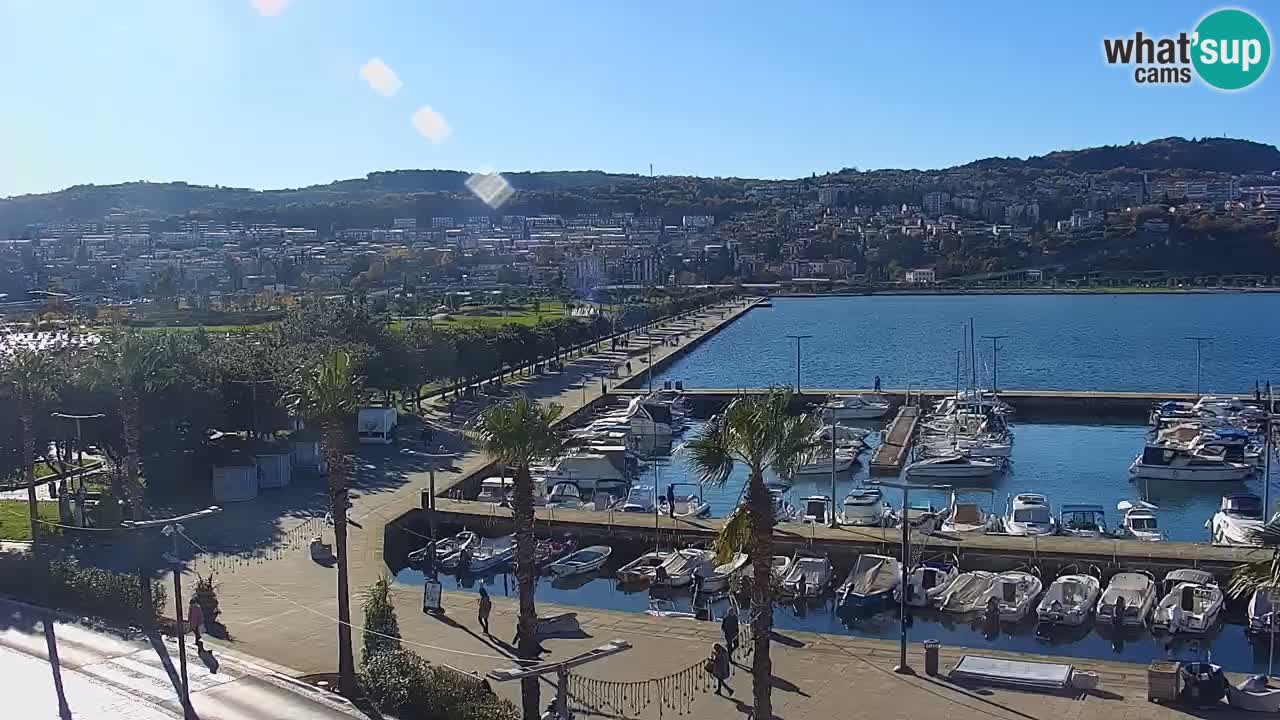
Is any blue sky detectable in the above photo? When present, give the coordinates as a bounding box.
[1,0,1276,197]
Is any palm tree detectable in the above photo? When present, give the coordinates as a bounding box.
[471,396,564,720]
[686,390,817,720]
[2,349,72,719]
[283,349,363,697]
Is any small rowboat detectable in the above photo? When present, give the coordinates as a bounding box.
[549,546,613,577]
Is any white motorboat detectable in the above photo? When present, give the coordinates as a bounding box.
[407,530,478,567]
[782,556,833,597]
[1059,504,1108,538]
[897,561,959,608]
[548,546,613,577]
[770,555,794,583]
[702,553,749,593]
[1036,572,1101,626]
[651,548,715,589]
[545,481,585,510]
[477,476,546,504]
[533,449,632,490]
[821,393,891,420]
[799,495,833,525]
[446,536,514,573]
[1117,500,1165,541]
[986,570,1043,622]
[838,487,893,527]
[620,485,657,513]
[616,550,670,584]
[1003,493,1057,536]
[905,453,1001,479]
[590,479,630,510]
[1209,493,1267,546]
[1152,568,1223,634]
[659,482,711,519]
[815,423,872,444]
[794,450,857,477]
[621,397,675,438]
[758,484,798,522]
[1247,584,1280,636]
[904,502,945,533]
[940,492,993,534]
[1096,571,1157,627]
[933,391,1014,418]
[645,598,696,619]
[837,554,901,612]
[1129,444,1254,482]
[939,571,998,614]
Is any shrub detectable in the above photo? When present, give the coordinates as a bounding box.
[360,577,400,661]
[193,573,221,625]
[359,647,519,720]
[0,552,166,624]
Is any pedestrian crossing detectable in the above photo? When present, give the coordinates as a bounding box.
[80,645,241,707]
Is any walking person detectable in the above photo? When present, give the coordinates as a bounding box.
[186,597,205,652]
[707,643,732,696]
[721,606,739,655]
[666,484,676,519]
[478,586,492,635]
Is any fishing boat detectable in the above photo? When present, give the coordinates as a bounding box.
[1129,444,1254,482]
[1247,584,1280,636]
[836,554,900,612]
[904,453,1001,479]
[1152,568,1223,634]
[1003,494,1057,536]
[986,570,1043,622]
[838,487,893,527]
[940,492,993,534]
[794,450,858,477]
[1058,504,1108,538]
[658,482,711,519]
[1117,500,1165,541]
[1096,571,1157,627]
[620,484,657,513]
[407,530,478,567]
[702,553,749,593]
[1208,493,1267,546]
[939,571,998,614]
[1036,571,1101,626]
[545,481,585,510]
[616,550,670,584]
[782,555,833,598]
[897,560,959,608]
[548,546,613,577]
[820,393,891,420]
[798,495,833,525]
[534,536,578,568]
[651,548,715,589]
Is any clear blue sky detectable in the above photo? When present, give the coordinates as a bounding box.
[1,0,1276,197]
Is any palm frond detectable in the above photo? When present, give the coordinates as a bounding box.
[713,507,754,564]
[469,395,564,468]
[1250,520,1280,548]
[1230,555,1280,599]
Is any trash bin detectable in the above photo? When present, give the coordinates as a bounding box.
[923,640,940,676]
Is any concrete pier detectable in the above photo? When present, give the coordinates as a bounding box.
[868,405,920,473]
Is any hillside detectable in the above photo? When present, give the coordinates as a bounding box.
[962,136,1280,173]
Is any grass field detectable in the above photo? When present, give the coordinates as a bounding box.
[0,500,60,541]
[399,301,576,329]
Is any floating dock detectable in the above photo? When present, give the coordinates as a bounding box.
[869,405,920,474]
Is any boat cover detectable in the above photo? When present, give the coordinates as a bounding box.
[950,655,1073,691]
[846,556,897,596]
[1165,569,1215,586]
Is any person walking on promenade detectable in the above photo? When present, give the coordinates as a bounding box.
[666,484,676,519]
[187,597,205,652]
[478,586,492,635]
[707,643,732,696]
[721,606,739,655]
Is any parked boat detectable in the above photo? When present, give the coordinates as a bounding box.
[1037,572,1101,626]
[591,479,631,510]
[939,571,998,614]
[897,560,959,608]
[940,492,993,534]
[987,570,1043,622]
[837,554,901,612]
[1208,492,1267,546]
[1129,444,1254,482]
[545,481,585,510]
[782,556,833,597]
[820,393,891,420]
[763,484,798,522]
[1152,568,1223,634]
[814,423,872,444]
[621,485,657,513]
[1116,500,1165,541]
[770,555,794,584]
[702,553,750,593]
[794,449,858,478]
[533,449,633,490]
[658,482,711,519]
[1059,504,1108,538]
[905,453,1001,479]
[645,598,697,619]
[408,530,478,567]
[534,536,578,568]
[445,536,514,573]
[1003,493,1057,536]
[616,550,670,584]
[548,546,613,577]
[1247,584,1280,636]
[838,487,893,527]
[651,548,715,589]
[478,476,547,504]
[1096,571,1157,627]
[799,495,833,525]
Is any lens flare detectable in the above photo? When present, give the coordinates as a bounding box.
[359,58,402,97]
[249,0,290,17]
[411,106,452,143]
[466,171,515,209]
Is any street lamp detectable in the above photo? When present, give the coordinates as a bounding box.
[50,412,105,525]
[785,335,812,394]
[979,336,1008,392]
[1185,336,1212,395]
[401,447,457,578]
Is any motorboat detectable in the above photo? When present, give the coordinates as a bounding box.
[1152,568,1223,634]
[1003,493,1057,536]
[545,481,585,510]
[838,487,893,527]
[407,530,478,567]
[820,393,891,420]
[620,485,657,513]
[534,536,578,568]
[933,391,1014,418]
[1036,572,1101,626]
[837,554,901,612]
[477,476,546,504]
[651,548,715,589]
[659,482,711,519]
[645,598,697,619]
[1150,400,1197,425]
[904,502,945,533]
[702,553,749,593]
[814,423,873,444]
[799,495,833,525]
[1117,500,1165,541]
[782,555,833,598]
[919,436,1013,459]
[533,449,632,490]
[754,484,798,522]
[986,570,1043,622]
[1247,584,1280,636]
[904,453,1001,479]
[1129,444,1254,482]
[548,546,613,577]
[621,397,675,438]
[1059,504,1108,538]
[445,536,514,573]
[940,492,993,534]
[770,555,794,584]
[616,550,670,584]
[938,571,998,614]
[794,450,858,477]
[1096,571,1157,627]
[590,479,630,510]
[1208,493,1267,546]
[897,560,959,608]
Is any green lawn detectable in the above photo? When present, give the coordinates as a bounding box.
[0,500,60,541]
[397,301,576,329]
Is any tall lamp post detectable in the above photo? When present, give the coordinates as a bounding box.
[50,412,105,525]
[979,335,1008,392]
[1185,336,1212,395]
[785,334,812,394]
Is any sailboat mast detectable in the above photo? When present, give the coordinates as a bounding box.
[969,317,977,394]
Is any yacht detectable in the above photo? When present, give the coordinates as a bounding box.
[986,570,1043,622]
[1096,571,1157,627]
[940,492,994,534]
[782,555,833,597]
[799,495,833,525]
[621,397,676,438]
[1003,494,1057,536]
[1152,569,1223,634]
[837,554,901,612]
[838,487,894,527]
[1208,492,1267,546]
[904,453,1001,479]
[821,393,891,420]
[1117,500,1165,541]
[897,560,959,608]
[1037,572,1101,626]
[620,485,657,513]
[533,448,633,490]
[794,450,858,477]
[659,483,711,519]
[919,436,1013,459]
[1059,504,1108,537]
[938,571,998,614]
[1129,444,1254,482]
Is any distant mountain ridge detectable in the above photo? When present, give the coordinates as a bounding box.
[960,136,1280,173]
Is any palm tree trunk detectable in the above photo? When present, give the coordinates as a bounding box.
[511,463,541,719]
[746,470,774,720]
[324,421,357,697]
[121,390,154,628]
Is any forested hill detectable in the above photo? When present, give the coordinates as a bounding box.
[961,136,1280,173]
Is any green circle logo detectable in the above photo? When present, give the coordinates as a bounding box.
[1193,8,1271,90]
